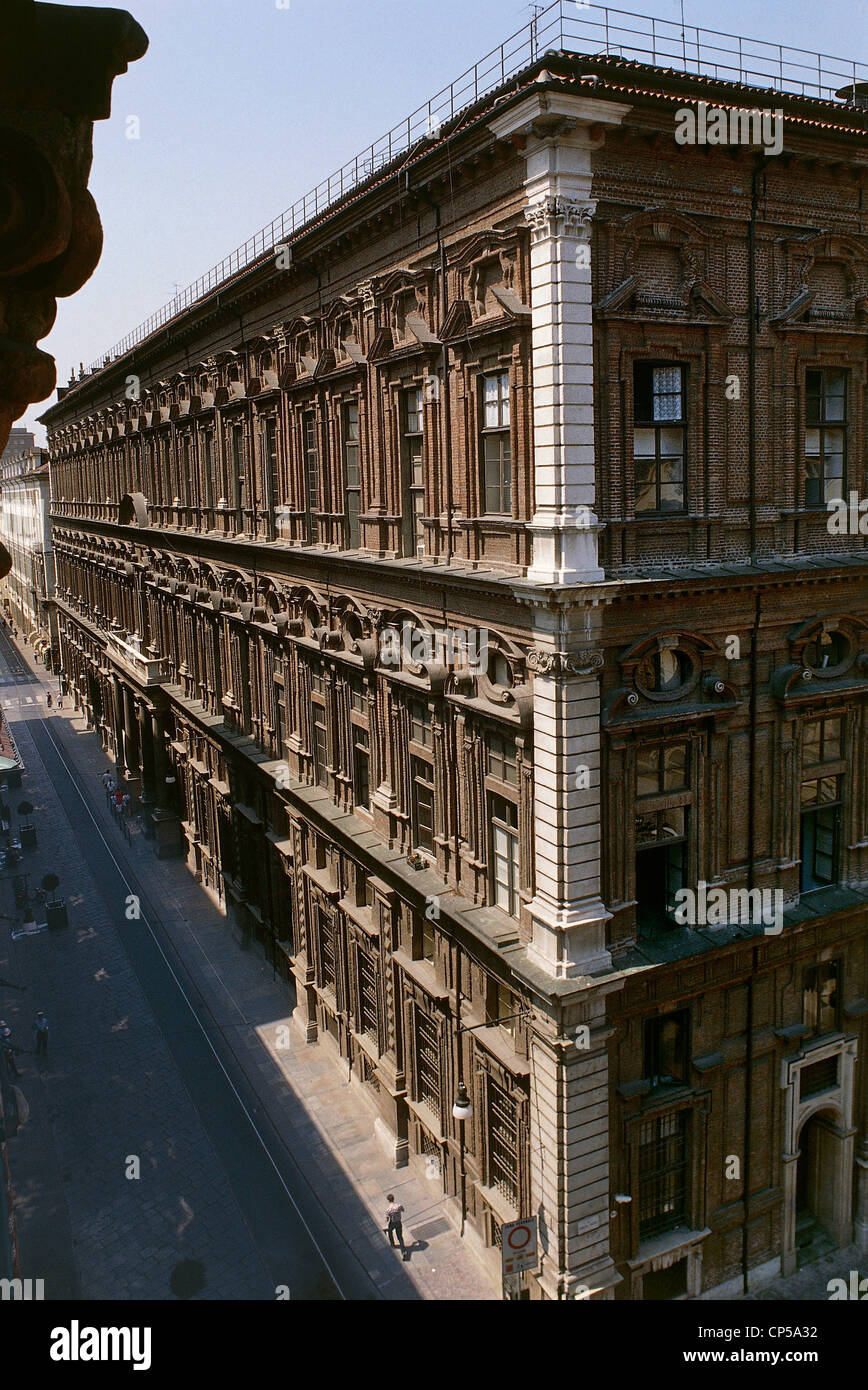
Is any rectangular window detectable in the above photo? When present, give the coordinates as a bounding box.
[644,1011,689,1087]
[805,370,846,506]
[201,430,214,508]
[800,777,841,892]
[304,413,319,543]
[343,401,361,549]
[487,732,518,787]
[409,700,432,748]
[357,949,378,1040]
[803,961,840,1036]
[181,435,193,506]
[635,811,686,937]
[401,387,425,556]
[415,1011,440,1113]
[313,706,328,788]
[636,743,689,798]
[353,726,370,811]
[231,425,246,513]
[638,1110,688,1238]
[799,1055,839,1100]
[318,908,336,990]
[421,916,435,962]
[633,364,686,514]
[263,416,278,518]
[274,681,286,756]
[486,979,516,1035]
[490,794,520,918]
[481,371,511,514]
[488,1079,519,1206]
[802,717,842,765]
[411,757,435,852]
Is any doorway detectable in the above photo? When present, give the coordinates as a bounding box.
[795,1111,839,1263]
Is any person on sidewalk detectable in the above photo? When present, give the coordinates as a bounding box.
[33,1011,48,1057]
[45,692,52,709]
[1,1022,20,1077]
[385,1195,406,1251]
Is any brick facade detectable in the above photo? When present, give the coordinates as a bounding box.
[39,48,868,1297]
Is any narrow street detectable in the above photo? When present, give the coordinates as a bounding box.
[0,622,372,1301]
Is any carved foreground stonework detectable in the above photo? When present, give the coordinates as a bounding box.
[0,0,147,476]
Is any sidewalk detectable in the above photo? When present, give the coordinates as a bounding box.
[13,649,499,1300]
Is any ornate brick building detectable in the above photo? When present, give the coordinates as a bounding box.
[41,6,868,1299]
[0,435,58,664]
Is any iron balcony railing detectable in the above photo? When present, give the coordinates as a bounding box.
[85,0,867,375]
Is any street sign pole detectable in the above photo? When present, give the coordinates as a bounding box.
[500,1216,539,1299]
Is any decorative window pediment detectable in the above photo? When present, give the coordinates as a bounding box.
[599,209,729,321]
[453,231,528,324]
[772,233,868,328]
[604,630,736,727]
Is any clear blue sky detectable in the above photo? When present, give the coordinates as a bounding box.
[24,0,867,442]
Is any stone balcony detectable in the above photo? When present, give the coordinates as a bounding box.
[106,629,167,687]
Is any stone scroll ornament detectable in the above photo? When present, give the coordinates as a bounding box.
[0,0,148,574]
[526,649,604,677]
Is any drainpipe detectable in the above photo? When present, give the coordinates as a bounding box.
[748,157,767,566]
[741,154,767,1294]
[403,172,453,564]
[742,588,762,1294]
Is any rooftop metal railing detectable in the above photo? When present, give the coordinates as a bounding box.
[84,0,867,375]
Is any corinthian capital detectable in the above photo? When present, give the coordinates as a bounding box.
[527,648,604,678]
[524,197,593,242]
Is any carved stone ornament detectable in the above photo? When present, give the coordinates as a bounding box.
[524,197,593,242]
[527,648,604,677]
[0,1,148,458]
[357,279,376,314]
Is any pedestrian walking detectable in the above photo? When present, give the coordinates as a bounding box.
[45,692,52,709]
[385,1194,406,1251]
[33,1011,48,1056]
[121,792,131,816]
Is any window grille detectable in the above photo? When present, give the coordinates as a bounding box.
[638,1110,688,1237]
[800,1055,839,1100]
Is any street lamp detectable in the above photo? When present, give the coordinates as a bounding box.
[452,1081,472,1122]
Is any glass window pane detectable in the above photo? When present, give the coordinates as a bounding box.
[824,719,842,760]
[658,428,684,460]
[803,722,821,760]
[652,366,683,420]
[664,744,687,789]
[634,428,656,458]
[823,375,846,420]
[659,484,685,511]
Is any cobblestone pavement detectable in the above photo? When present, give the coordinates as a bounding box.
[1,703,274,1300]
[2,638,499,1301]
[742,1243,866,1301]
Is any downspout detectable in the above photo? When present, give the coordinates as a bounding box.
[405,172,460,883]
[742,587,762,1294]
[742,155,766,1294]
